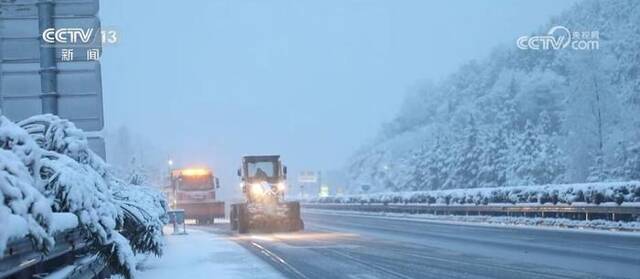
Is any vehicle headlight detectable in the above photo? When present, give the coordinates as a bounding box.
[250,183,264,196]
[276,182,286,192]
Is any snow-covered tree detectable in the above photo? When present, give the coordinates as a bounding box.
[534,111,566,184]
[347,0,640,192]
[444,115,482,189]
[476,126,509,188]
[13,114,168,278]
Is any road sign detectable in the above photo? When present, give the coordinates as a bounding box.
[0,0,105,157]
[0,0,99,18]
[0,16,101,63]
[319,186,329,198]
[298,171,318,183]
[0,61,104,131]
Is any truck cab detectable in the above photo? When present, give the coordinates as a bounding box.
[166,167,224,224]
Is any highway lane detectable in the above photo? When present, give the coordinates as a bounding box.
[212,210,640,279]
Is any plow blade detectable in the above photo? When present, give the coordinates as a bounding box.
[231,202,304,233]
[177,201,225,224]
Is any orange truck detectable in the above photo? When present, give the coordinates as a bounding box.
[165,168,225,224]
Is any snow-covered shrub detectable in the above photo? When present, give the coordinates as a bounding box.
[113,182,168,256]
[0,114,168,279]
[311,181,640,207]
[19,116,136,276]
[0,150,53,255]
[0,117,54,255]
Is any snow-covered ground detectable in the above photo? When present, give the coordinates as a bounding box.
[133,227,283,279]
[306,209,640,233]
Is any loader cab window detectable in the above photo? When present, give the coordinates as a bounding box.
[248,161,277,179]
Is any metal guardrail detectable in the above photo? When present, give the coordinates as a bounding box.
[303,203,640,221]
[0,229,99,279]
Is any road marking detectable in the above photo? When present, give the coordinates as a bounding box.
[348,274,381,279]
[250,241,310,279]
[328,249,413,279]
[282,244,361,249]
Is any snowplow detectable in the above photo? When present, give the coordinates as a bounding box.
[165,167,225,224]
[230,155,304,233]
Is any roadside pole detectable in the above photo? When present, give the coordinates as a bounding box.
[37,0,58,114]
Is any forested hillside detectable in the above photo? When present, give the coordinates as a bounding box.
[347,0,640,193]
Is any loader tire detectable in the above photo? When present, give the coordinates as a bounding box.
[285,202,303,232]
[230,204,238,230]
[237,204,249,234]
[289,218,304,232]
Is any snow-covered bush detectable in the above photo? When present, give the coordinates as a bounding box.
[0,150,53,255]
[113,182,168,257]
[313,181,640,206]
[0,114,167,278]
[0,116,55,255]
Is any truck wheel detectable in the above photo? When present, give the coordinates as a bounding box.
[230,205,238,230]
[238,204,249,234]
[289,218,304,232]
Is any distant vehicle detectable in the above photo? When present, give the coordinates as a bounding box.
[165,167,224,224]
[230,155,304,233]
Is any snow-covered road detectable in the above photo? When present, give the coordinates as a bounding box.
[134,228,283,279]
[229,209,640,279]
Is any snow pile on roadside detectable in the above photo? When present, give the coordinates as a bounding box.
[0,114,168,278]
[478,216,640,231]
[134,228,283,279]
[313,181,640,206]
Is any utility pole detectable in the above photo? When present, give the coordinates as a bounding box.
[37,0,58,114]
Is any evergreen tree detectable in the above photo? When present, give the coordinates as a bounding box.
[477,126,509,187]
[534,111,566,184]
[444,116,482,189]
[424,137,451,190]
[512,120,540,185]
[587,151,608,182]
[622,143,640,180]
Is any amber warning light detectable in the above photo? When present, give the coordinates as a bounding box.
[174,168,212,177]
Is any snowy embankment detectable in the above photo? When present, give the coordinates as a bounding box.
[129,228,283,279]
[313,181,640,206]
[0,114,168,278]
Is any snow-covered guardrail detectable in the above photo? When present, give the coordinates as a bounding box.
[0,229,93,278]
[303,203,640,221]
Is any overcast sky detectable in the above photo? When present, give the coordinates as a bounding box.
[99,0,577,197]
